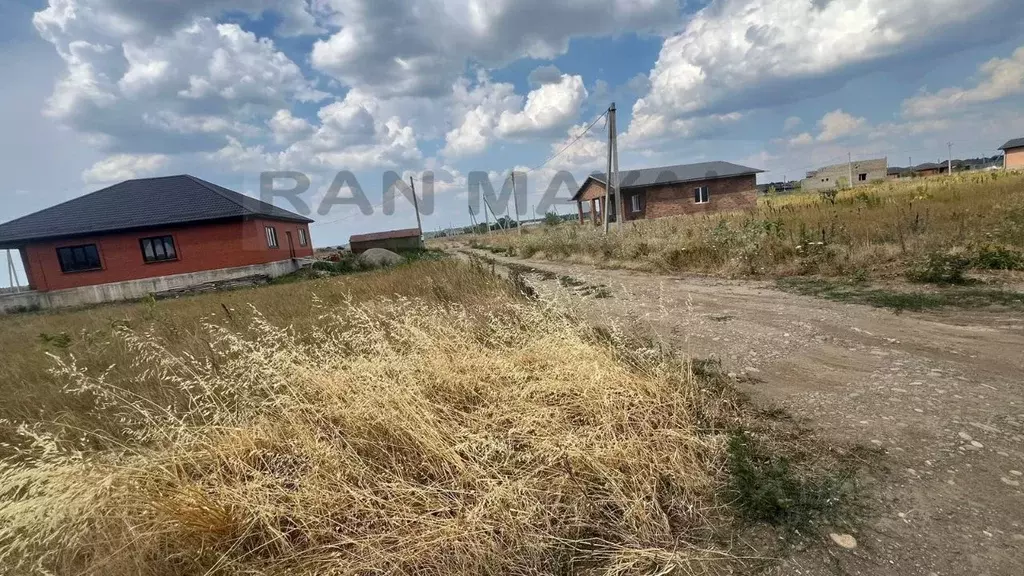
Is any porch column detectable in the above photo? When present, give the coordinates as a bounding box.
[590,199,598,225]
[577,201,584,224]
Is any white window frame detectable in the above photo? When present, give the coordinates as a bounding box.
[630,194,641,213]
[298,228,308,247]
[694,186,710,204]
[265,226,279,248]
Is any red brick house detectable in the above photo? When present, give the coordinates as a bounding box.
[0,175,313,309]
[572,161,763,224]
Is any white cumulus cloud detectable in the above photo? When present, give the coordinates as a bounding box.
[82,153,169,183]
[497,75,588,138]
[268,109,314,145]
[311,0,678,97]
[37,15,326,155]
[817,109,866,142]
[626,0,1024,143]
[902,45,1024,118]
[444,73,588,157]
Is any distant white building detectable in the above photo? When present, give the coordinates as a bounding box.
[802,158,888,192]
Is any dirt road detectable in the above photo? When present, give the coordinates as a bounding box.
[461,249,1024,576]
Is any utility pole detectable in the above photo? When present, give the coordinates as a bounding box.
[409,177,423,238]
[947,142,953,175]
[484,197,490,235]
[512,172,522,236]
[603,102,615,234]
[611,103,620,230]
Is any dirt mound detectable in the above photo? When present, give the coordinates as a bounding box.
[358,248,405,268]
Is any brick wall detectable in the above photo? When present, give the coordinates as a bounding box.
[1007,148,1024,170]
[23,218,314,292]
[575,174,757,223]
[577,180,607,202]
[643,174,757,219]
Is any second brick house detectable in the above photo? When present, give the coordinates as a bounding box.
[572,161,763,224]
[1000,138,1024,170]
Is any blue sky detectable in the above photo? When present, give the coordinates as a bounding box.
[3,0,1024,285]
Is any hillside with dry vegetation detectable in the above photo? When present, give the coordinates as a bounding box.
[0,261,852,575]
[458,172,1024,284]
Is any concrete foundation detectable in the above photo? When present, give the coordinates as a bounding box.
[0,259,303,314]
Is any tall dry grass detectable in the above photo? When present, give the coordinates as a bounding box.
[461,171,1024,278]
[0,260,759,575]
[0,260,516,440]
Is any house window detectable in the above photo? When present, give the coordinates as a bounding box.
[140,235,177,263]
[858,173,868,181]
[265,226,279,248]
[694,186,710,204]
[630,194,641,213]
[298,228,308,247]
[56,244,101,273]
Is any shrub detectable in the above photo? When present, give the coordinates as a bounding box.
[854,191,882,208]
[973,245,1024,270]
[907,251,973,284]
[311,257,363,275]
[38,331,72,348]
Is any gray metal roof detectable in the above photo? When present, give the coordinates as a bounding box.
[576,161,762,199]
[0,175,313,247]
[999,138,1024,151]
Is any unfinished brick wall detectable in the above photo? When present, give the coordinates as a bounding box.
[642,174,757,219]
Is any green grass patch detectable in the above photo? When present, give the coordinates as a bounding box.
[726,431,853,530]
[778,277,1024,312]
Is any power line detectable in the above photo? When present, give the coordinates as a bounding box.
[524,110,608,174]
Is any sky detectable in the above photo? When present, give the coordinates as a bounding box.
[3,0,1024,286]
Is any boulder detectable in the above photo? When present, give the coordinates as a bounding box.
[358,248,406,268]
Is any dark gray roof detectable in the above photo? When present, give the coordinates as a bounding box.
[575,161,762,199]
[0,175,313,247]
[999,138,1024,151]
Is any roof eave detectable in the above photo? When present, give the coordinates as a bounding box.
[570,176,601,201]
[248,214,315,224]
[619,169,764,190]
[571,167,763,201]
[0,214,313,246]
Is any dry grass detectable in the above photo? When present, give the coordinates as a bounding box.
[0,260,812,576]
[455,171,1024,280]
